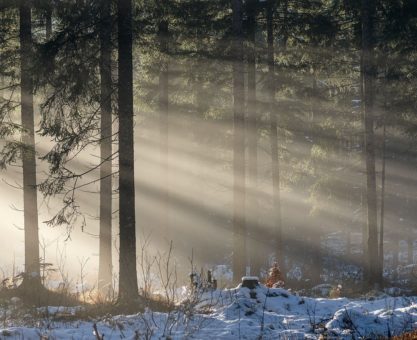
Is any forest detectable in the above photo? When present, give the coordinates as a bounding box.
[0,0,417,338]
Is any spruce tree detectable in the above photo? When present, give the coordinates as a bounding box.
[19,1,42,291]
[232,0,246,283]
[117,0,139,303]
[361,0,380,287]
[98,0,113,296]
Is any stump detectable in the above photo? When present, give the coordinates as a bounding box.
[241,276,259,290]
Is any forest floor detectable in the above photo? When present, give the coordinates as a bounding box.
[1,284,417,339]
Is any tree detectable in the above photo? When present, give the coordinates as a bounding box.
[157,2,170,240]
[267,0,283,271]
[232,0,246,283]
[98,0,113,295]
[245,0,260,277]
[378,107,386,284]
[19,1,41,290]
[117,0,139,303]
[361,0,380,287]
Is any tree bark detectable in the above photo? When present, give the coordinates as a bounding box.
[98,0,113,296]
[232,0,246,283]
[407,236,413,264]
[392,236,399,281]
[362,0,380,287]
[246,0,260,277]
[267,0,283,270]
[359,54,368,269]
[117,0,138,302]
[20,2,41,286]
[378,89,387,286]
[158,16,170,241]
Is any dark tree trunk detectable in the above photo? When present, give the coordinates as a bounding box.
[267,0,283,269]
[309,57,322,283]
[20,2,41,286]
[117,0,138,302]
[98,0,113,296]
[1,11,5,107]
[392,236,399,281]
[360,54,368,269]
[406,201,413,264]
[232,0,246,283]
[158,17,170,240]
[378,93,387,286]
[362,0,380,287]
[246,0,260,277]
[407,237,414,264]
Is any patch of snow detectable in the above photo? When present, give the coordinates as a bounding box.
[1,285,417,339]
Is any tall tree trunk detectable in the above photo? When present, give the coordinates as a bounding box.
[158,17,169,241]
[392,236,399,281]
[362,0,380,287]
[0,11,5,94]
[406,197,413,264]
[98,0,113,296]
[20,2,41,287]
[232,0,246,283]
[117,0,138,302]
[407,236,414,264]
[378,83,387,287]
[246,0,260,277]
[309,64,322,284]
[267,0,283,269]
[359,54,368,269]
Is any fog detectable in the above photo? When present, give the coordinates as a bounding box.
[1,64,416,287]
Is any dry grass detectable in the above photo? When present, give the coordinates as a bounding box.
[390,330,417,339]
[0,284,79,308]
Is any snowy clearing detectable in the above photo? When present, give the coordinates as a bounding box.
[1,285,416,339]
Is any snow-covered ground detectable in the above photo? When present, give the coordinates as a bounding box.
[1,285,417,339]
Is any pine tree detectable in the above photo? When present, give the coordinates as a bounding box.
[232,0,246,283]
[267,0,283,271]
[19,1,42,291]
[361,0,380,288]
[117,0,139,303]
[157,1,170,240]
[245,0,260,277]
[98,0,113,296]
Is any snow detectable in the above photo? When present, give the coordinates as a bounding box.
[1,285,417,339]
[37,305,85,316]
[241,276,259,281]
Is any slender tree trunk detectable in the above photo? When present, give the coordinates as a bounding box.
[406,201,413,264]
[158,17,169,241]
[246,0,260,277]
[362,0,380,287]
[267,0,283,269]
[360,54,368,267]
[232,0,246,283]
[20,2,41,286]
[117,0,138,302]
[407,236,414,264]
[98,0,113,296]
[309,65,322,283]
[392,236,399,281]
[378,89,387,287]
[0,11,5,95]
[347,136,353,258]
